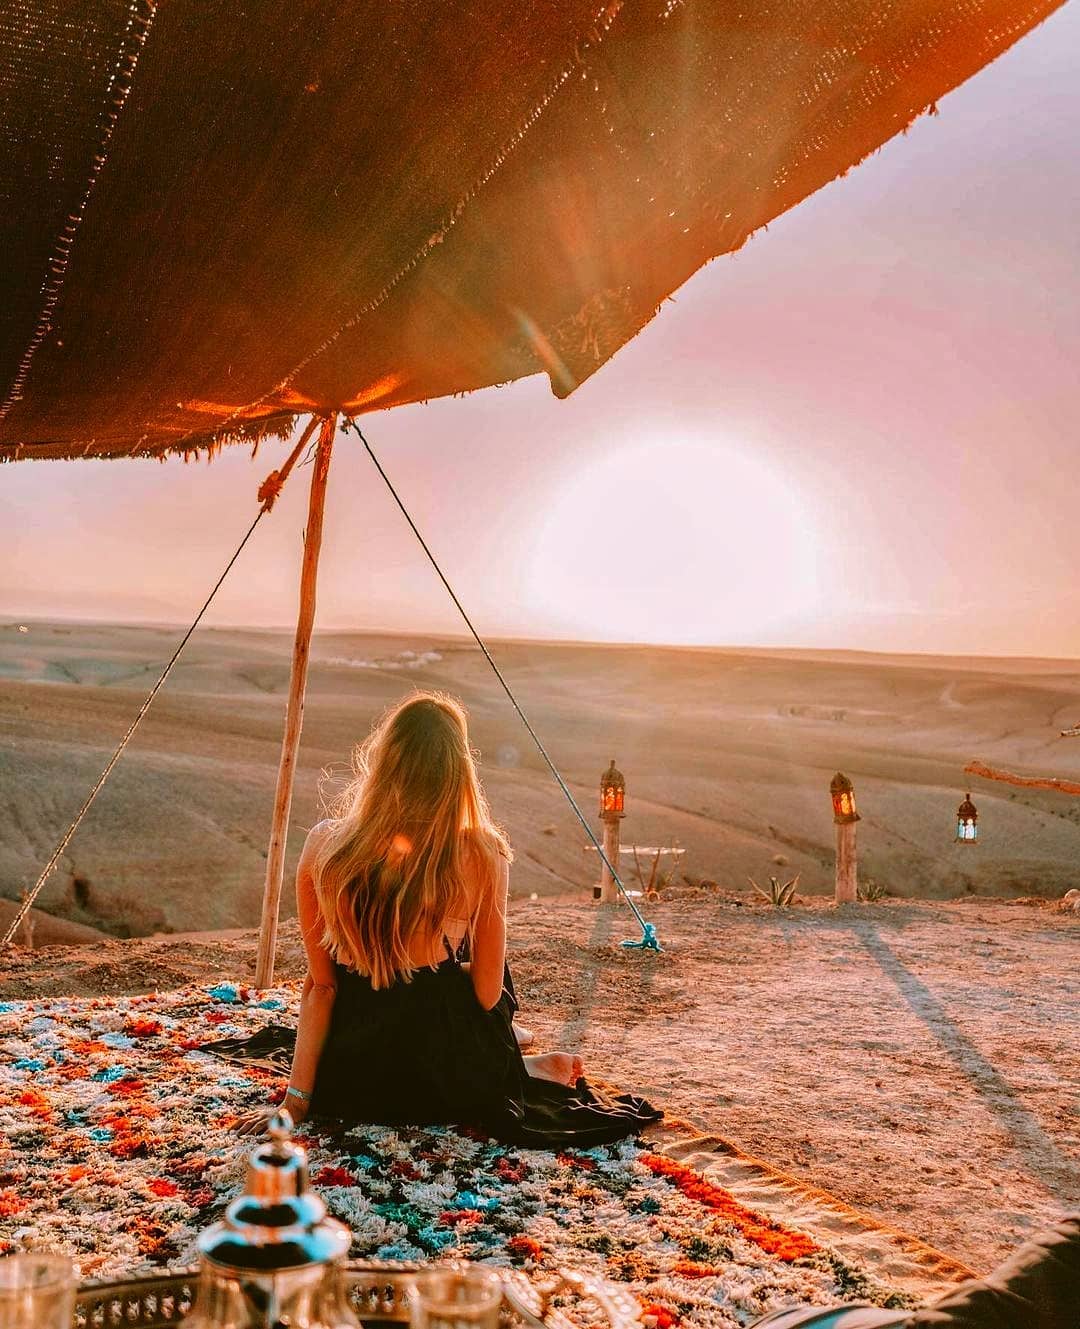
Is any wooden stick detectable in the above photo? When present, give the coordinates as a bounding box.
[632,843,646,890]
[644,848,664,901]
[255,414,336,989]
[659,845,682,891]
[584,845,684,855]
[964,759,1080,798]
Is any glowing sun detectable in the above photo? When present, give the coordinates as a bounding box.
[526,438,821,645]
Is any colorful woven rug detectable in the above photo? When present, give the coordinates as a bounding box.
[0,984,919,1327]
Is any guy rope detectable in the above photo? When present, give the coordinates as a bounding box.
[0,416,321,949]
[3,414,661,956]
[345,419,661,952]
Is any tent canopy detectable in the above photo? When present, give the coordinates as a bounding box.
[0,0,1062,463]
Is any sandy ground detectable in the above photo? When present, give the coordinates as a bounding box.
[4,892,1077,1273]
[5,622,1080,937]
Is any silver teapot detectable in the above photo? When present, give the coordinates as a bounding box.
[185,1111,358,1329]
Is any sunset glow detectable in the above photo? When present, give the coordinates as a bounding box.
[527,439,821,645]
[1,7,1076,656]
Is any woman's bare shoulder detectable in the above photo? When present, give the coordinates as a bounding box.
[461,829,510,917]
[300,818,337,868]
[462,825,512,863]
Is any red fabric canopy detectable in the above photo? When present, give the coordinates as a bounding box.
[0,0,1063,462]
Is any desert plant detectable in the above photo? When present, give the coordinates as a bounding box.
[858,878,888,902]
[749,873,800,908]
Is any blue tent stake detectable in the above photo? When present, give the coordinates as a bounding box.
[620,922,662,952]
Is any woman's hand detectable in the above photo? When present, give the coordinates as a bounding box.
[233,1100,309,1136]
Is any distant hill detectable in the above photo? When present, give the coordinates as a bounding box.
[2,620,1080,936]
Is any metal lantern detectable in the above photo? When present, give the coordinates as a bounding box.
[188,1110,356,1329]
[956,793,978,842]
[830,771,860,825]
[600,759,625,819]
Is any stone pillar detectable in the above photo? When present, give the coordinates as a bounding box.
[599,817,621,904]
[835,820,858,903]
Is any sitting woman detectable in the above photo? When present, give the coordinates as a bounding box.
[239,691,660,1146]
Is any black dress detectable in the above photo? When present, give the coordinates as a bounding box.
[309,943,662,1148]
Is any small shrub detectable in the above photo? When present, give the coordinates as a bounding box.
[858,878,888,902]
[686,873,720,892]
[749,873,800,908]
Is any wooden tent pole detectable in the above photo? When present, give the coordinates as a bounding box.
[255,413,336,989]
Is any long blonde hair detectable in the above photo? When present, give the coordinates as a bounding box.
[313,691,512,988]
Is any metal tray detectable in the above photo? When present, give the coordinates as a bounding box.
[75,1262,640,1329]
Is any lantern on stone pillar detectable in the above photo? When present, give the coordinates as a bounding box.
[595,760,625,904]
[600,760,625,820]
[956,793,978,842]
[830,772,860,825]
[830,772,860,904]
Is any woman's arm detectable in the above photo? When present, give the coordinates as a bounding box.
[469,852,509,1010]
[237,825,337,1133]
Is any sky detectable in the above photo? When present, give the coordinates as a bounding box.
[3,7,1078,657]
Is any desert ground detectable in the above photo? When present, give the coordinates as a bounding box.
[3,620,1078,1277]
[2,893,1076,1274]
[3,621,1080,937]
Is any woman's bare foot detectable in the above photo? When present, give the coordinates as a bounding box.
[513,1022,535,1050]
[524,1052,583,1086]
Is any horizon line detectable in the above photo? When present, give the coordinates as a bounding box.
[4,612,1080,670]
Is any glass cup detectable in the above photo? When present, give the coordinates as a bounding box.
[409,1264,502,1329]
[0,1255,75,1329]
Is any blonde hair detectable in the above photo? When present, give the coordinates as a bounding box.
[313,691,512,988]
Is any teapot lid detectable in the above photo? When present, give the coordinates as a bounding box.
[198,1110,350,1272]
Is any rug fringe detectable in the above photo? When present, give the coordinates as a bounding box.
[654,1124,976,1298]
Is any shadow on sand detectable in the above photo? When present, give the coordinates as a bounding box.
[847,916,1080,1202]
[552,903,663,1051]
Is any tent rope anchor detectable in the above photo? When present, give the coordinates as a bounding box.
[345,418,662,954]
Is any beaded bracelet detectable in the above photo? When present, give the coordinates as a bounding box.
[285,1086,312,1103]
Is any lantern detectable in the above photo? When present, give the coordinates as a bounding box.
[956,793,978,842]
[830,772,860,825]
[600,759,625,819]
